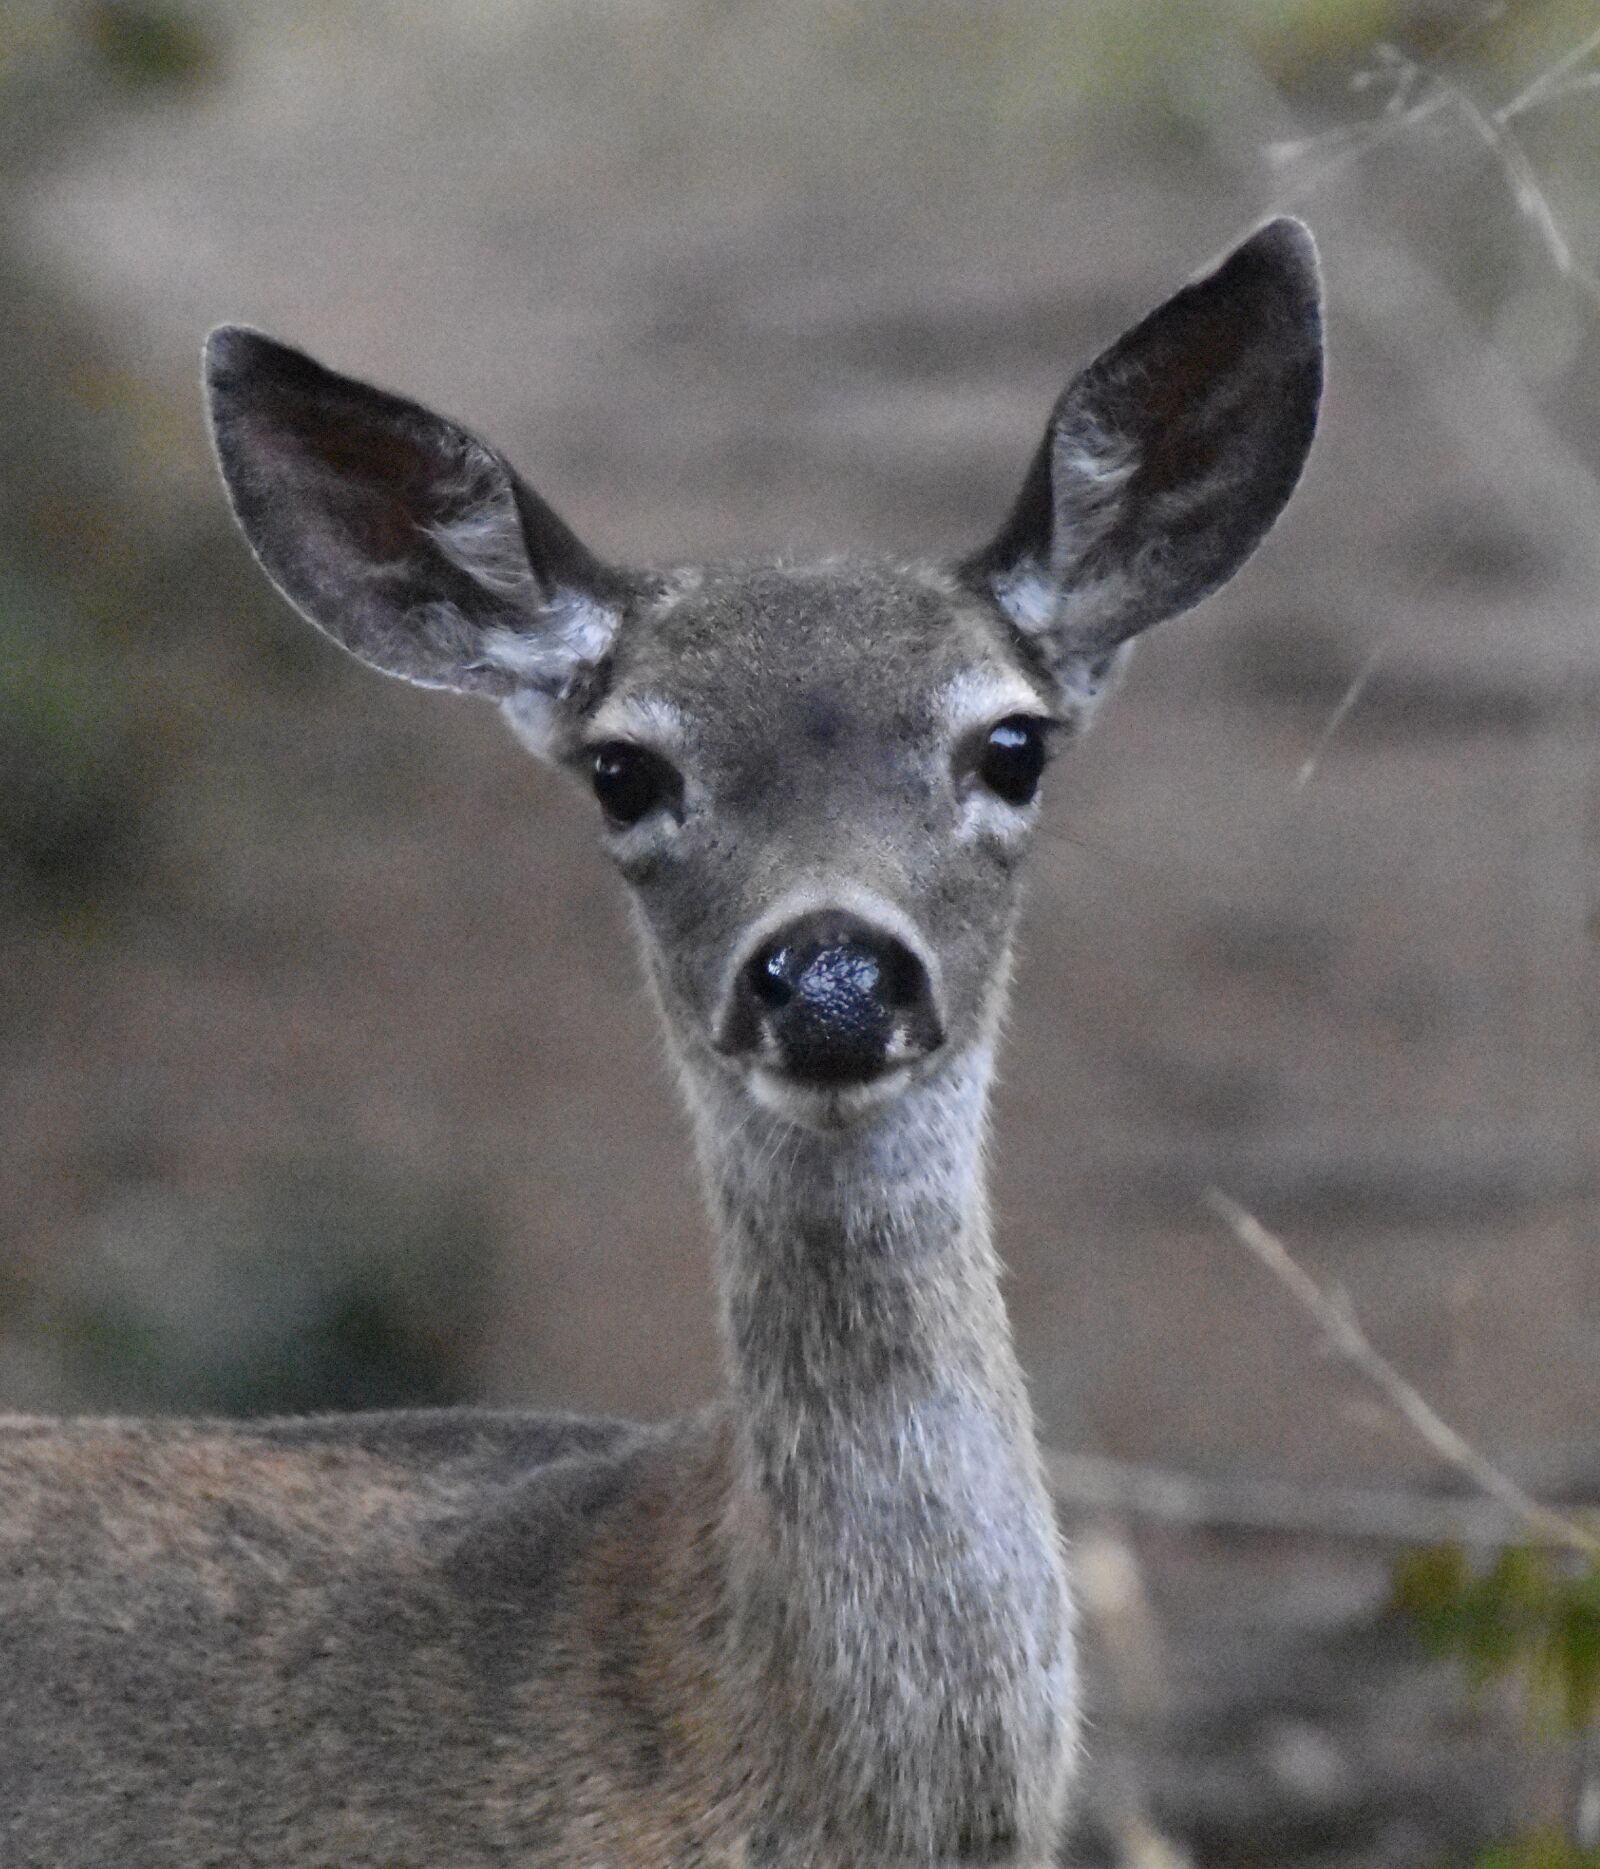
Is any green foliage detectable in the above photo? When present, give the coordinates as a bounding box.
[1395,1540,1600,1864]
[0,571,156,922]
[81,2,216,91]
[32,1164,492,1417]
[1394,1542,1600,1735]
[1474,1834,1600,1869]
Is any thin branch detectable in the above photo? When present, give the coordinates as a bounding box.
[1071,1522,1195,1869]
[1044,1448,1565,1547]
[1533,71,1600,106]
[1262,31,1600,313]
[1431,69,1587,288]
[1262,85,1450,205]
[1497,20,1600,122]
[1202,1188,1600,1561]
[1293,634,1391,792]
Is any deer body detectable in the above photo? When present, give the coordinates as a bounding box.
[0,222,1322,1866]
[2,1060,1067,1866]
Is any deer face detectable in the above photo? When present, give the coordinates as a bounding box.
[544,560,1061,1123]
[206,220,1321,1129]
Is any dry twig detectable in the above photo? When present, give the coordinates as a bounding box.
[1202,1188,1600,1562]
[1044,1447,1561,1548]
[1266,28,1600,313]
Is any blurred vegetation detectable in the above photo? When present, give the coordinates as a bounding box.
[0,570,151,920]
[1396,1542,1600,1863]
[18,1164,492,1415]
[1474,1838,1600,1869]
[0,0,493,1415]
[0,5,221,931]
[1397,1544,1600,1732]
[81,0,218,92]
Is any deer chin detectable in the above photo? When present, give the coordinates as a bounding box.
[744,1062,915,1130]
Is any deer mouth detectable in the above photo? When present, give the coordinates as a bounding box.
[745,1060,918,1129]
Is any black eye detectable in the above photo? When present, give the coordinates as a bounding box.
[590,742,682,829]
[975,716,1050,807]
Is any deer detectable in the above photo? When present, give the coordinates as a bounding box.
[0,219,1321,1867]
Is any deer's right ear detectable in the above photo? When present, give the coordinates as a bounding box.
[204,327,627,740]
[960,218,1322,719]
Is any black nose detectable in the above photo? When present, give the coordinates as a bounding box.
[736,911,941,1086]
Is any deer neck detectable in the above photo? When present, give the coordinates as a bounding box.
[697,1046,1029,1460]
[685,1045,1074,1856]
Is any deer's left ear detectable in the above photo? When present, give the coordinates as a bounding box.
[204,327,630,737]
[960,217,1323,716]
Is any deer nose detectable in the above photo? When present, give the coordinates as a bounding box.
[735,912,941,1086]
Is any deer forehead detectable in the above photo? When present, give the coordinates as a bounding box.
[592,561,1044,752]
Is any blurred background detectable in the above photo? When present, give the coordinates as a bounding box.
[1,0,1597,1860]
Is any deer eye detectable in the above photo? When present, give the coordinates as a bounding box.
[974,717,1051,807]
[590,742,682,828]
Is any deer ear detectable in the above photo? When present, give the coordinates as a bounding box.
[961,217,1322,716]
[204,327,628,713]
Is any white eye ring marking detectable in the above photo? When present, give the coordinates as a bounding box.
[937,668,1052,742]
[585,692,688,751]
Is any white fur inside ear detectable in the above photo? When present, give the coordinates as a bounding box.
[991,563,1063,636]
[428,498,536,598]
[424,446,620,685]
[478,592,619,682]
[987,558,1135,728]
[424,444,543,595]
[547,589,619,663]
[1055,422,1138,525]
[489,593,620,759]
[500,686,563,760]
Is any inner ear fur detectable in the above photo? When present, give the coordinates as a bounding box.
[962,217,1323,682]
[204,326,628,697]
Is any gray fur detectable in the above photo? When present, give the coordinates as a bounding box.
[1,220,1322,1866]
